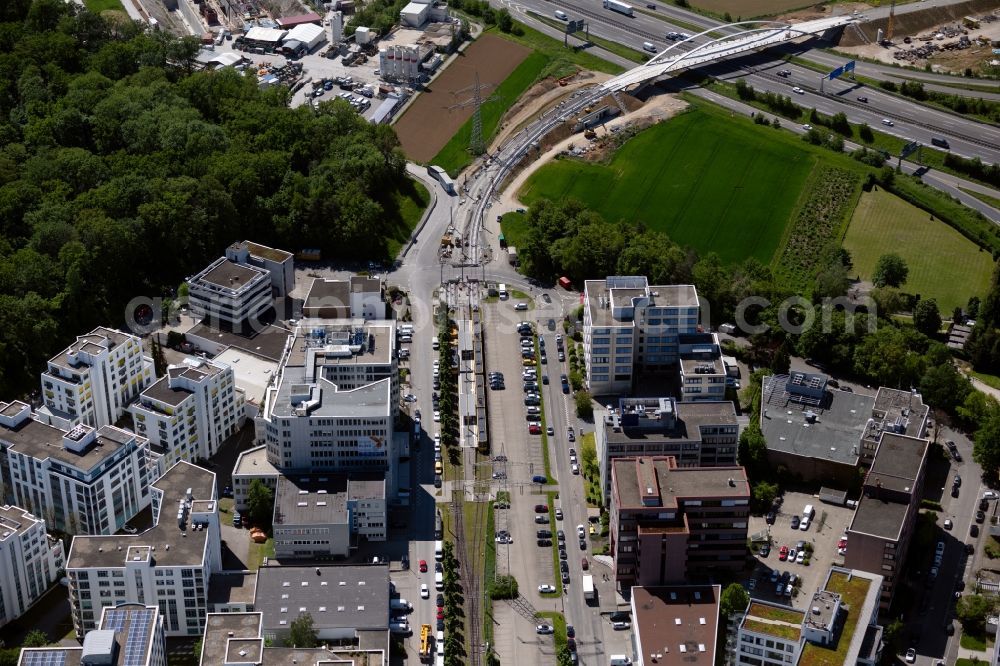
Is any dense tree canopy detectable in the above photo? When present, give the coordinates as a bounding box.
[0,1,414,396]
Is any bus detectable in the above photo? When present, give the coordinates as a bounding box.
[419,624,433,661]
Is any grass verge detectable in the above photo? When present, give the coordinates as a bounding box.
[527,10,647,63]
[247,537,274,570]
[537,336,553,481]
[218,497,235,526]
[960,632,989,651]
[843,188,995,313]
[970,370,1000,390]
[634,7,721,37]
[542,492,563,597]
[497,21,625,76]
[84,0,125,10]
[432,50,550,175]
[387,179,431,258]
[960,187,1000,212]
[483,501,497,647]
[536,611,568,651]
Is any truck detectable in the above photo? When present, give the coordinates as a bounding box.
[390,598,413,612]
[603,0,634,16]
[582,574,596,601]
[419,624,433,661]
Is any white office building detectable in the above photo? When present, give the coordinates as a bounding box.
[19,603,167,666]
[0,504,64,628]
[36,327,153,431]
[301,276,384,320]
[255,321,399,488]
[0,401,153,535]
[582,277,701,395]
[129,357,246,467]
[66,461,221,638]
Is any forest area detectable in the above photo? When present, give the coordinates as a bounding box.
[0,0,418,397]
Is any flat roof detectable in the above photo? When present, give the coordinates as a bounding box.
[197,259,267,290]
[742,601,804,643]
[209,572,258,606]
[21,604,159,666]
[607,400,737,445]
[283,321,394,369]
[0,504,40,539]
[201,613,263,666]
[253,565,390,632]
[868,433,927,494]
[46,327,136,371]
[244,241,293,263]
[187,322,290,361]
[141,376,192,408]
[584,278,699,328]
[869,387,928,441]
[275,475,350,526]
[233,446,279,478]
[269,375,391,419]
[632,585,719,665]
[1,419,138,472]
[304,279,350,313]
[612,457,749,509]
[848,494,910,540]
[213,347,278,406]
[799,569,879,666]
[761,375,876,466]
[67,461,216,568]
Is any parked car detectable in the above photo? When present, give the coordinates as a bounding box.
[536,624,554,635]
[421,584,429,598]
[790,516,800,529]
[538,584,556,593]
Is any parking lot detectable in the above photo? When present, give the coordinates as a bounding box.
[746,491,857,606]
[483,300,553,598]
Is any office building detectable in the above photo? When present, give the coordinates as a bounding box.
[582,277,701,395]
[759,373,928,485]
[630,585,719,666]
[596,397,739,501]
[130,357,246,467]
[0,401,152,535]
[37,327,153,431]
[272,474,386,559]
[302,276,384,320]
[678,333,727,402]
[253,565,390,643]
[255,321,399,487]
[844,432,928,611]
[18,604,166,666]
[198,611,388,666]
[66,461,221,637]
[227,241,294,298]
[610,456,749,588]
[0,505,64,628]
[734,568,883,666]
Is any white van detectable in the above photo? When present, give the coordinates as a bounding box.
[642,42,657,52]
[555,9,568,19]
[800,504,814,531]
[498,284,508,300]
[435,540,443,560]
[435,572,444,590]
[609,656,632,666]
[432,336,440,350]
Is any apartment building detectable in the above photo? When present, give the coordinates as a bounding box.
[272,474,386,559]
[302,276,384,320]
[19,603,167,666]
[844,432,928,611]
[582,277,701,395]
[595,397,739,501]
[0,504,64,628]
[0,401,152,535]
[255,321,399,487]
[610,456,749,588]
[734,568,883,666]
[66,461,221,637]
[129,357,245,467]
[36,327,154,431]
[760,373,928,486]
[631,585,720,666]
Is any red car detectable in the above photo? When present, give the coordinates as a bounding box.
[778,545,789,561]
[581,557,589,570]
[419,560,427,573]
[437,607,445,620]
[529,424,541,435]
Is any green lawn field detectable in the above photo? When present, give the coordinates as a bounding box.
[518,105,818,264]
[843,188,995,313]
[432,50,550,175]
[84,0,125,11]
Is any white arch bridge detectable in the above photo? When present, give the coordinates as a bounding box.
[602,15,862,91]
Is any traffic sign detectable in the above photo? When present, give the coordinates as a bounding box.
[900,141,921,158]
[828,60,856,80]
[567,19,583,33]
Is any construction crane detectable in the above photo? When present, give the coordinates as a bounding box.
[447,72,499,156]
[886,0,896,43]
